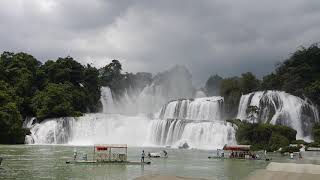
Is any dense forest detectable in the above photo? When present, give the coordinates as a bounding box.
[0,44,319,144]
[205,44,320,117]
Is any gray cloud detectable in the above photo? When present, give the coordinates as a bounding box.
[1,0,319,86]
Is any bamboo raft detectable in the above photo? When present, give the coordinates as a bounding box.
[66,160,151,165]
[66,144,151,165]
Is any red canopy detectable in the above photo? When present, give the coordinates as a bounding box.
[223,145,250,151]
[96,146,108,151]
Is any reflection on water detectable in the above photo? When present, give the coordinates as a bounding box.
[0,145,319,180]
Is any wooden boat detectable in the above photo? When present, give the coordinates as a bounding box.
[66,144,151,165]
[147,152,168,158]
[208,145,271,161]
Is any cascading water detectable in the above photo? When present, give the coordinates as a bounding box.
[100,86,114,113]
[146,119,236,149]
[26,85,236,149]
[25,66,235,149]
[26,86,150,146]
[159,97,224,120]
[26,114,149,146]
[146,97,236,149]
[237,90,319,141]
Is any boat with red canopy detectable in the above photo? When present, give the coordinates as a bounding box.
[208,144,269,161]
[66,144,151,165]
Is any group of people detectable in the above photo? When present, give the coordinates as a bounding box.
[229,151,259,159]
[141,150,168,162]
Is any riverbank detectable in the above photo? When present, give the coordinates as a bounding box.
[247,162,320,180]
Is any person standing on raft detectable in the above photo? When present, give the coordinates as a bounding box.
[141,150,145,162]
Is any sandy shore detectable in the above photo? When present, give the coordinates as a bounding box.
[247,162,320,180]
[134,175,209,180]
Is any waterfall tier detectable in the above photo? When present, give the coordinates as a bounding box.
[26,114,150,146]
[159,97,224,120]
[237,90,319,141]
[146,96,235,149]
[146,119,236,149]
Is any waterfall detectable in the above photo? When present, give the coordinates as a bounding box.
[159,97,224,120]
[26,87,235,149]
[146,97,237,149]
[146,119,236,149]
[236,90,319,141]
[100,86,114,113]
[26,114,149,146]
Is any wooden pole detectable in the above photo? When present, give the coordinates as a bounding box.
[93,145,95,161]
[126,146,128,161]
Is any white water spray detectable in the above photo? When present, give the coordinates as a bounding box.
[237,90,319,141]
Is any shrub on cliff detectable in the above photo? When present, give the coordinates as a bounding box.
[230,119,296,151]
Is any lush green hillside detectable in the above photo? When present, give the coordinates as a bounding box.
[0,52,152,144]
[205,44,320,117]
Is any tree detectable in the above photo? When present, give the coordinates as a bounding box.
[220,77,242,117]
[205,74,223,96]
[262,44,320,106]
[313,123,320,143]
[0,52,42,117]
[240,72,260,94]
[31,83,81,120]
[0,81,25,144]
[246,105,259,123]
[42,56,84,85]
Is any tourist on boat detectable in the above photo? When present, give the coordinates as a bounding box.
[141,150,145,162]
[290,153,294,159]
[163,150,168,157]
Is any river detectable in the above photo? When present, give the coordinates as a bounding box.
[1,145,320,180]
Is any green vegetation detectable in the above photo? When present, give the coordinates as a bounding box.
[0,81,26,144]
[246,105,259,123]
[204,74,223,96]
[0,52,103,143]
[227,119,297,152]
[0,52,152,144]
[280,146,301,154]
[100,60,152,99]
[313,123,320,144]
[1,43,320,144]
[206,44,320,118]
[218,73,260,117]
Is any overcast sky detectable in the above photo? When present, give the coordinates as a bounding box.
[0,0,319,85]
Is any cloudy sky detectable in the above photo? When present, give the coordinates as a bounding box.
[0,0,319,85]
